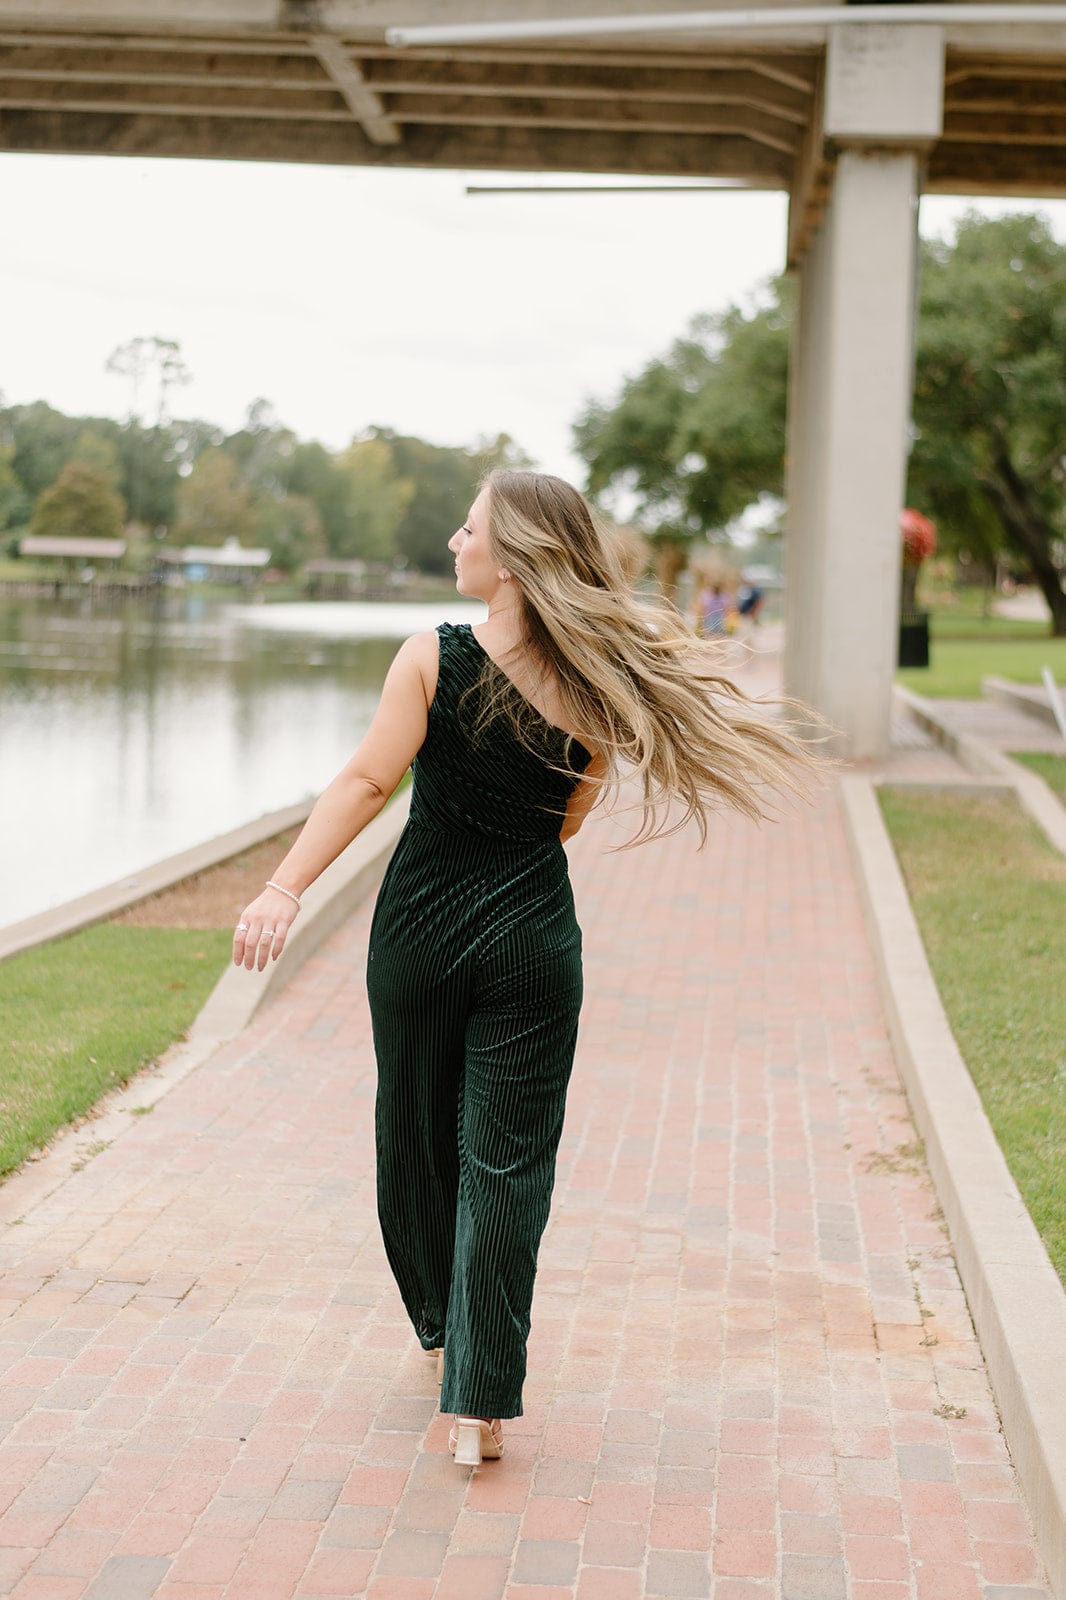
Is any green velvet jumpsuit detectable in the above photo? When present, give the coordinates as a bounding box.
[366,621,590,1421]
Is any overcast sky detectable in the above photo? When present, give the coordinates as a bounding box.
[2,153,1064,486]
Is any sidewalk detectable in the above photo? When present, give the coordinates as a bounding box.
[913,696,1064,756]
[0,698,1054,1597]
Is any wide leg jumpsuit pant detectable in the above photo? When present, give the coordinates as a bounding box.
[367,827,582,1420]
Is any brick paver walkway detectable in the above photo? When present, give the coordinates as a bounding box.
[0,775,1053,1597]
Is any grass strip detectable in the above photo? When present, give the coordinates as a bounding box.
[929,614,1048,641]
[1009,750,1066,805]
[0,925,230,1179]
[879,787,1066,1283]
[898,636,1066,699]
[0,797,409,1181]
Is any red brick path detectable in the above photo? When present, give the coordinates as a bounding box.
[0,787,1052,1598]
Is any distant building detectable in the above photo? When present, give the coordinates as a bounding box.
[20,536,127,565]
[156,536,271,586]
[304,558,368,598]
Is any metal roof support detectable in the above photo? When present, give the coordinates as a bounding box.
[385,5,1066,46]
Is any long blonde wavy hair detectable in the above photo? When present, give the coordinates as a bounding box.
[477,468,826,846]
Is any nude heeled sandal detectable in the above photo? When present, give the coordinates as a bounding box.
[425,1348,443,1386]
[449,1416,504,1466]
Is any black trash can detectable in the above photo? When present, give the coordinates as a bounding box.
[898,610,930,669]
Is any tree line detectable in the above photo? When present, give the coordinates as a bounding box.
[0,383,530,577]
[3,212,1063,627]
[573,210,1066,634]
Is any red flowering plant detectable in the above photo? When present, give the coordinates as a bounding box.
[900,508,936,614]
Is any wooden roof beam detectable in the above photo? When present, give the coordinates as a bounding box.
[944,77,1066,108]
[387,95,801,154]
[0,104,793,185]
[356,42,819,90]
[0,80,348,118]
[0,62,322,90]
[927,139,1066,188]
[0,75,809,136]
[311,35,399,144]
[941,110,1066,141]
[360,58,812,121]
[0,51,815,125]
[0,79,802,152]
[0,42,329,83]
[786,58,830,267]
[945,51,1066,82]
[0,27,819,82]
[357,43,819,93]
[0,29,317,53]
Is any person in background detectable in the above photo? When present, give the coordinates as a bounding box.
[737,577,765,630]
[697,580,732,637]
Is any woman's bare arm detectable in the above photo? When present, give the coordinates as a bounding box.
[233,631,438,970]
[560,751,607,842]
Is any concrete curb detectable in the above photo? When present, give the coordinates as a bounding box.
[0,792,410,1224]
[0,798,319,963]
[982,673,1062,732]
[190,788,410,1047]
[840,774,1066,1600]
[894,683,1066,856]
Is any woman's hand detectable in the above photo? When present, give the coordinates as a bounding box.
[233,885,300,971]
[230,630,437,974]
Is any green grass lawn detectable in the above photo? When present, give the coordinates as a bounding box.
[0,799,412,1184]
[918,583,1046,632]
[0,925,230,1178]
[898,636,1066,698]
[879,787,1066,1283]
[930,613,1048,641]
[1009,750,1066,804]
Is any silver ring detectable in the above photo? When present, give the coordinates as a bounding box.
[236,922,249,932]
[262,929,276,939]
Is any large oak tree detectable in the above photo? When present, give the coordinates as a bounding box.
[910,212,1066,633]
[28,460,126,543]
[574,211,1066,634]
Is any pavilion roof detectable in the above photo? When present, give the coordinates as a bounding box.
[2,2,1064,220]
[20,536,127,559]
[157,543,271,567]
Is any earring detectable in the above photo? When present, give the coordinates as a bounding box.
[499,569,511,581]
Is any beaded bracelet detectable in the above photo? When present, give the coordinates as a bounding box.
[265,879,301,909]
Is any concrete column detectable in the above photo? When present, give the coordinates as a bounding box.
[783,26,943,760]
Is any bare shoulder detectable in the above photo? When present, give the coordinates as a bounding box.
[393,630,439,668]
[390,629,440,708]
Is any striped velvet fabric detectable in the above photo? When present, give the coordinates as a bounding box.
[366,623,591,1419]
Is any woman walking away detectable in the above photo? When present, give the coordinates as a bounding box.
[232,469,822,1468]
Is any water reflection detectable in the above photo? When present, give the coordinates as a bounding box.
[0,592,483,928]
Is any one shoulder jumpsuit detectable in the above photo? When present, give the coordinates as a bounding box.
[366,621,592,1421]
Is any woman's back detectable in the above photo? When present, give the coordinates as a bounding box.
[408,623,590,844]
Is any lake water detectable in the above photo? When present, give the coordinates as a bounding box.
[0,593,484,929]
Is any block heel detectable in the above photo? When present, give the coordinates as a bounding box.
[449,1416,504,1466]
